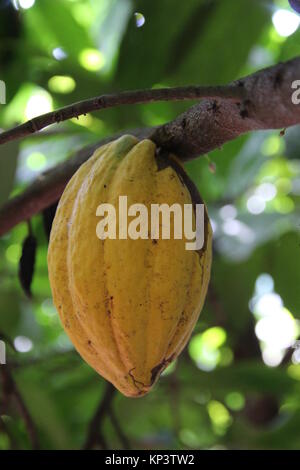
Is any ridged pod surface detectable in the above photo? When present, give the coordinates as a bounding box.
[48,135,212,397]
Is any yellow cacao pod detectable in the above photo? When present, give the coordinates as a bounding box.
[48,135,212,397]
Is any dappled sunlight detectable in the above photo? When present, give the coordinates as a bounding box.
[189,327,229,371]
[48,76,76,94]
[272,9,300,37]
[250,274,299,367]
[25,90,53,120]
[78,48,105,71]
[26,152,47,171]
[247,195,266,215]
[14,336,33,353]
[207,400,233,436]
[52,47,68,61]
[13,0,35,10]
[134,12,145,28]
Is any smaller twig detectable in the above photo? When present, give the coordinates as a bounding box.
[83,382,116,450]
[0,367,39,449]
[0,414,17,449]
[108,404,131,450]
[168,373,182,446]
[13,380,39,449]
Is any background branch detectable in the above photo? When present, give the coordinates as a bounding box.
[0,414,16,449]
[0,57,300,236]
[108,404,131,450]
[0,366,39,449]
[83,382,115,450]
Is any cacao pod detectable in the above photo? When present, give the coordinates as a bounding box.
[48,135,212,397]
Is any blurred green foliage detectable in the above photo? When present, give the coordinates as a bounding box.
[0,0,300,450]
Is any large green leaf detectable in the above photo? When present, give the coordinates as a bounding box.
[24,0,93,62]
[175,0,269,85]
[116,0,204,89]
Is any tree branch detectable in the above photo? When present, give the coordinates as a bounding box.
[0,366,39,449]
[151,57,300,158]
[0,85,244,146]
[0,57,300,236]
[0,414,17,449]
[108,404,131,450]
[83,382,115,450]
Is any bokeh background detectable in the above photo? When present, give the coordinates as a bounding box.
[1,0,300,450]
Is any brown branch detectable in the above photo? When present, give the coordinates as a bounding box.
[168,373,182,446]
[151,57,300,159]
[0,366,39,449]
[0,414,17,449]
[0,57,300,236]
[108,405,131,450]
[0,85,244,146]
[83,382,115,450]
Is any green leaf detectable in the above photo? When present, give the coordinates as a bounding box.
[24,0,93,62]
[174,0,269,84]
